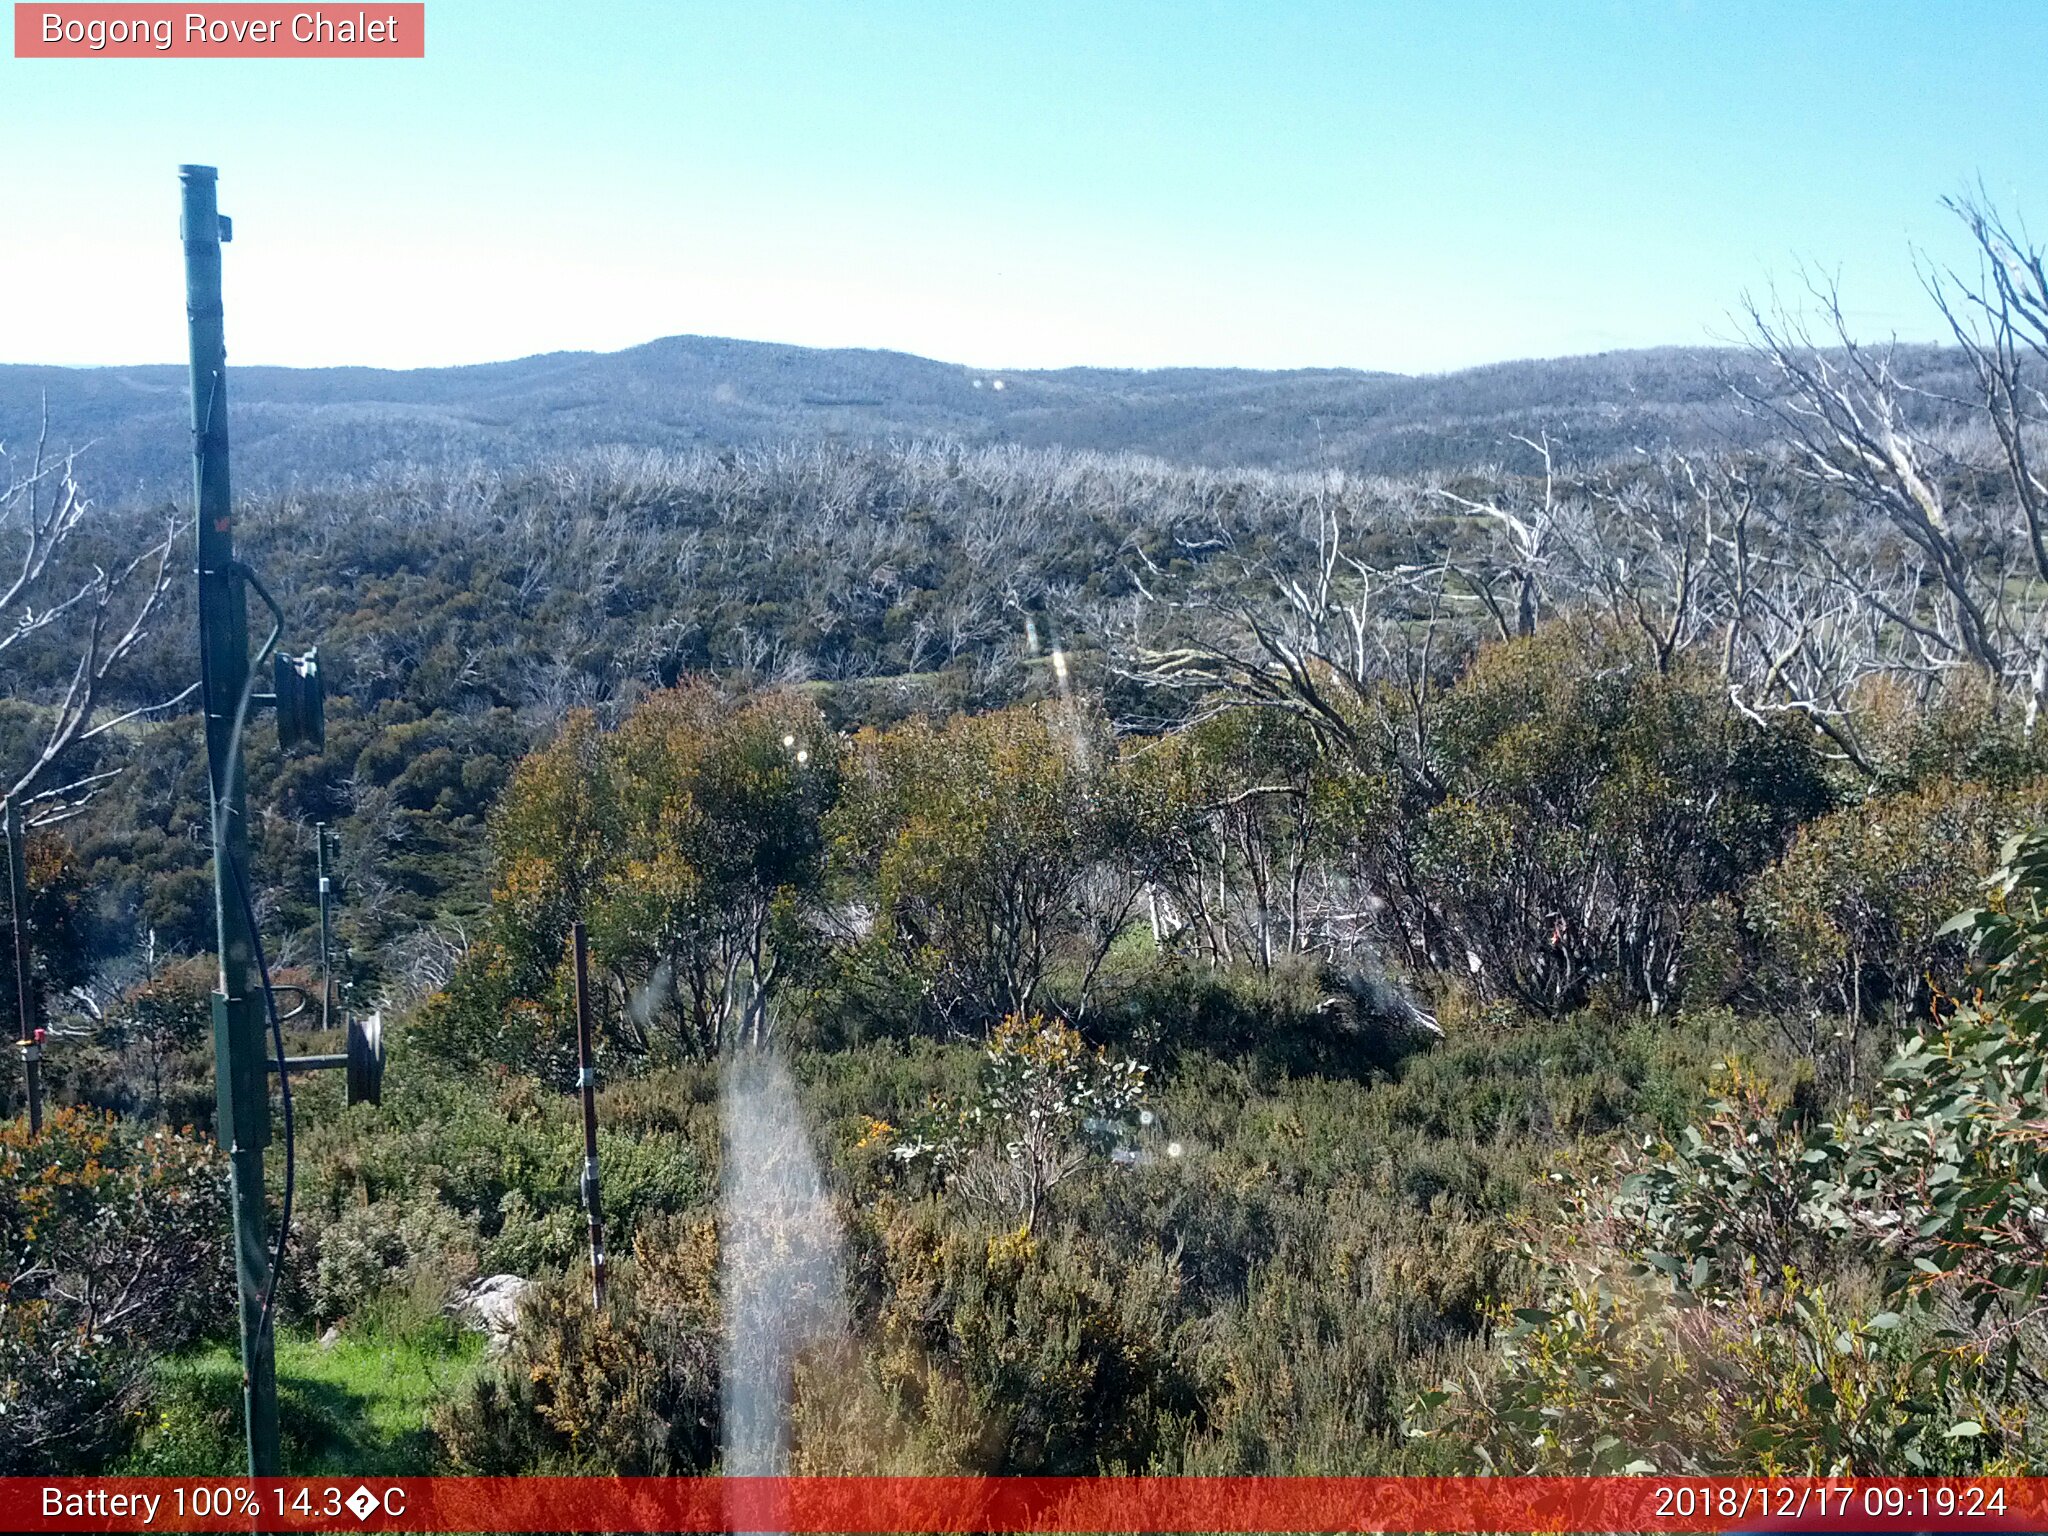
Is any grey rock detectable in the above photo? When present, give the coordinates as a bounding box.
[453,1273,532,1353]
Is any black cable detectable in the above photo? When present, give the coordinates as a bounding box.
[195,534,293,1352]
[190,376,301,1378]
[229,848,294,1348]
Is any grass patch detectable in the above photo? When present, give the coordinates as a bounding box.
[121,1319,486,1476]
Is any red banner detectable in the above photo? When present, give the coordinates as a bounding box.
[7,1476,2048,1533]
[13,4,424,57]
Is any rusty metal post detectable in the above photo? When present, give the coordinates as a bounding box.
[572,921,606,1309]
[316,822,333,1035]
[4,800,42,1135]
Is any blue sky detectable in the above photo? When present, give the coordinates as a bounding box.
[2,1,2043,372]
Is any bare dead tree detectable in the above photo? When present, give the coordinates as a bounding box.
[1727,555,1907,775]
[1739,274,2016,697]
[1577,452,1726,675]
[1730,193,2048,751]
[1429,431,1569,640]
[1,419,192,826]
[1116,493,1393,749]
[1923,191,2048,727]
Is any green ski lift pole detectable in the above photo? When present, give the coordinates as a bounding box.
[181,163,354,1482]
[182,162,280,1479]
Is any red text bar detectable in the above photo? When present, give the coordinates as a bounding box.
[14,4,424,57]
[7,1477,2048,1533]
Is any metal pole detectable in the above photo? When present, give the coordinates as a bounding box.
[572,922,606,1310]
[182,163,280,1479]
[4,801,42,1136]
[316,823,332,1035]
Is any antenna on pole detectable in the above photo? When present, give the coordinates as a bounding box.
[572,922,606,1310]
[291,822,380,1103]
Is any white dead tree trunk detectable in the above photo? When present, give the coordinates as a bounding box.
[1743,281,2007,681]
[1924,192,2048,730]
[1,418,192,826]
[1430,431,1569,641]
[1116,492,1390,749]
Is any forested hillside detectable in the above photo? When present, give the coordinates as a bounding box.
[0,335,1977,498]
[5,196,2048,1478]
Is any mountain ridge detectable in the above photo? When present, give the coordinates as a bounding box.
[0,332,1970,497]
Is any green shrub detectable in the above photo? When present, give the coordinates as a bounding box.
[829,702,1140,1033]
[0,1110,231,1473]
[1419,831,2048,1474]
[848,1201,1196,1474]
[891,1013,1148,1235]
[1855,672,2048,794]
[1412,1256,1998,1473]
[1345,620,1832,1015]
[434,1217,721,1474]
[422,687,843,1070]
[1742,777,2048,1033]
[308,1197,482,1323]
[292,1065,578,1239]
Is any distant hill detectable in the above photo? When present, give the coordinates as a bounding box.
[0,334,1974,499]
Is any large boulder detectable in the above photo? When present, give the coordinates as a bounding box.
[453,1273,532,1352]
